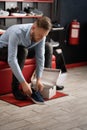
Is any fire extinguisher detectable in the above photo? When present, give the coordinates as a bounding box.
[69,19,80,45]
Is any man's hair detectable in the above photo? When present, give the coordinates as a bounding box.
[36,16,52,31]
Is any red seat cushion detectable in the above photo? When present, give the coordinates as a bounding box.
[0,61,9,69]
[0,55,56,69]
[0,58,36,69]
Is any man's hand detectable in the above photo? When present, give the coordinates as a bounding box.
[36,78,44,92]
[21,81,32,96]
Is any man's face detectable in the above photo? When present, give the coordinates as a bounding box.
[30,24,50,43]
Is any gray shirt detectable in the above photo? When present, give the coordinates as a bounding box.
[0,24,45,83]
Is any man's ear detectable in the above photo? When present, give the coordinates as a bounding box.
[32,23,36,30]
[30,25,35,34]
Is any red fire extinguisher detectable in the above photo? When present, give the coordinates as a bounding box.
[69,19,80,45]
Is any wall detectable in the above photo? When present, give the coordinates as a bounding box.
[52,0,87,64]
[0,0,87,64]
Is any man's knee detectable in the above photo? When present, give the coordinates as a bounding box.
[18,46,28,58]
[45,42,53,55]
[0,47,8,62]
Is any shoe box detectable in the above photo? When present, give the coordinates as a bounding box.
[41,85,56,99]
[31,68,61,99]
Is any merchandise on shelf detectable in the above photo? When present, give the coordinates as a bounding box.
[0,9,9,16]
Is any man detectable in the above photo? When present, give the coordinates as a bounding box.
[27,42,64,90]
[0,16,52,101]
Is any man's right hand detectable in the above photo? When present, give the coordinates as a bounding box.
[21,81,32,97]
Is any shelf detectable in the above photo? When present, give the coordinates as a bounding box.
[0,15,42,18]
[0,0,53,26]
[0,0,53,3]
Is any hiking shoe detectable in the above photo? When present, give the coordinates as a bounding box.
[30,88,45,105]
[12,88,27,100]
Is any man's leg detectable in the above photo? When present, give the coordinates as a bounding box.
[45,42,53,68]
[54,49,67,73]
[44,43,64,90]
[27,48,35,59]
[53,49,66,90]
[11,46,28,100]
[0,47,8,62]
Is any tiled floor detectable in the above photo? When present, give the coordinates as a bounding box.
[0,66,87,130]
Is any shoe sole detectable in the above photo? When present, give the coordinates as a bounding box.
[56,86,64,91]
[30,97,45,105]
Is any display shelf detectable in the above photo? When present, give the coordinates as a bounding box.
[0,0,53,3]
[0,15,42,18]
[0,0,53,26]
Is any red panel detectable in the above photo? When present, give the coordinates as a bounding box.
[52,61,56,69]
[0,68,12,95]
[0,61,9,69]
[0,58,36,69]
[66,62,87,68]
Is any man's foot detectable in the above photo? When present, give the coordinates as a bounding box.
[30,88,45,105]
[56,85,64,90]
[12,89,27,100]
[50,39,59,48]
[61,68,67,73]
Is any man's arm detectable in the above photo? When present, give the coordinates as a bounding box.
[8,32,32,95]
[8,32,25,83]
[35,38,45,78]
[34,38,46,91]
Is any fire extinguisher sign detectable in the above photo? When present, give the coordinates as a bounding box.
[71,29,79,38]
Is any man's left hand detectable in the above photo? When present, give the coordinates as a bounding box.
[36,78,44,92]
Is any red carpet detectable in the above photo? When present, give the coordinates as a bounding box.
[0,92,68,107]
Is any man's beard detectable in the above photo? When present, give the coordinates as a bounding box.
[31,33,36,42]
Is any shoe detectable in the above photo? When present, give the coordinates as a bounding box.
[11,11,26,16]
[61,68,67,73]
[30,8,43,16]
[30,88,45,105]
[56,85,64,90]
[0,9,9,16]
[12,88,27,100]
[50,39,59,48]
[24,6,34,14]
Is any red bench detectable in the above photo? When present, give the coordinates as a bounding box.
[0,56,56,95]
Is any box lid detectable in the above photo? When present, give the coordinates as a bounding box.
[31,68,61,87]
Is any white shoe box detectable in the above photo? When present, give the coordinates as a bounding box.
[31,68,61,99]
